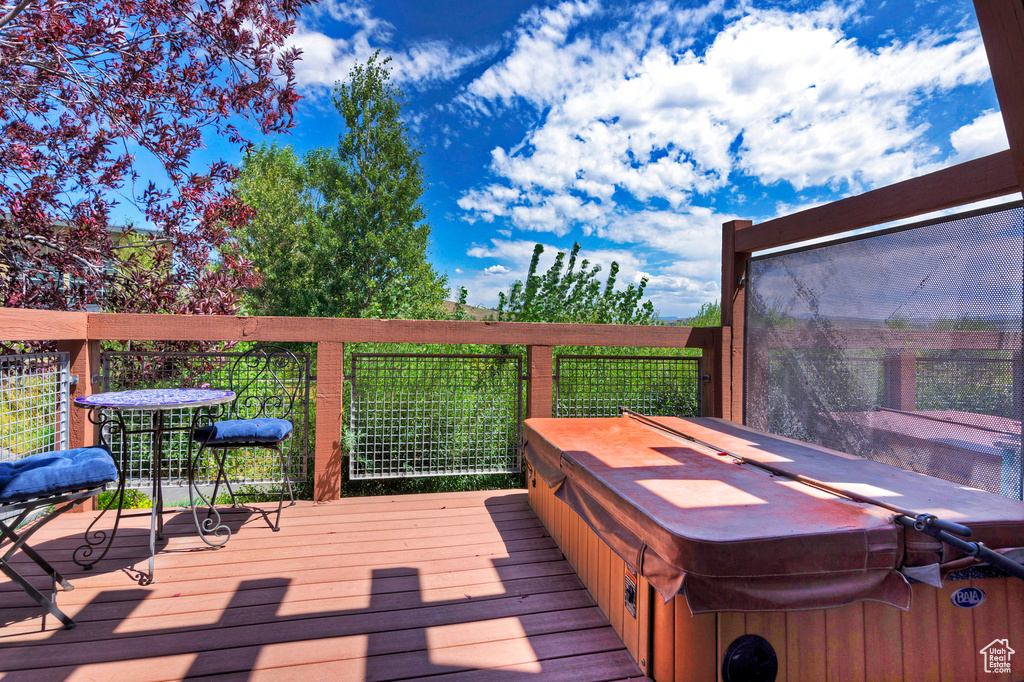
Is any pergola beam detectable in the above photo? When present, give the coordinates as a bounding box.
[734,151,1019,253]
[974,0,1024,192]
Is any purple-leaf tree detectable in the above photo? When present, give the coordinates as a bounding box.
[0,0,308,313]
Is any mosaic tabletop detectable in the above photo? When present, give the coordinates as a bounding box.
[74,388,236,411]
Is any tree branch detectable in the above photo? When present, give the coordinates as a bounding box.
[0,0,34,31]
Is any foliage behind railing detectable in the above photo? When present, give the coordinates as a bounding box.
[916,355,1015,417]
[0,353,69,462]
[347,353,523,480]
[758,350,1018,419]
[555,354,702,418]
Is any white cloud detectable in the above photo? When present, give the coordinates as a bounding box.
[457,185,521,223]
[464,0,605,106]
[448,2,991,316]
[456,3,990,230]
[290,0,494,90]
[949,110,1009,162]
[588,207,731,268]
[484,264,511,274]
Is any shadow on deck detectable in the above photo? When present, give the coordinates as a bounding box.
[0,489,645,681]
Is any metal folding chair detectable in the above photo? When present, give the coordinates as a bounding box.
[0,446,117,629]
[189,345,303,544]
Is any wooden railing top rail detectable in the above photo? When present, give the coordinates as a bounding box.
[0,308,715,348]
[0,308,89,341]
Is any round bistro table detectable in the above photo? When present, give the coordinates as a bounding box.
[72,388,235,584]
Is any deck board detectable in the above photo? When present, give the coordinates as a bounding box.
[0,489,644,681]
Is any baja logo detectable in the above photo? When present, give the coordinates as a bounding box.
[951,586,985,608]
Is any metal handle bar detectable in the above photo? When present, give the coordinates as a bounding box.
[895,516,1024,581]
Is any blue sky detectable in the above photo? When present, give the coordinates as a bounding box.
[246,0,1010,318]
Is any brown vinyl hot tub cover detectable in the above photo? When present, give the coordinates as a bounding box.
[523,416,1024,614]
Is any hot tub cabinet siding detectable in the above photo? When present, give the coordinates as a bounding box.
[527,474,1024,682]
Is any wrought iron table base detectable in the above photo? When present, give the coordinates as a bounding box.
[73,405,221,584]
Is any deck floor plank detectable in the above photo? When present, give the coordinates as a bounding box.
[0,490,644,681]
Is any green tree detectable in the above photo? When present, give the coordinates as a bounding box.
[235,54,447,319]
[234,145,312,317]
[684,300,721,327]
[495,243,658,324]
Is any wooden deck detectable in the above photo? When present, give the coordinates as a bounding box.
[0,489,645,681]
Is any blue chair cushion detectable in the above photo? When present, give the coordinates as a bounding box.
[193,418,293,445]
[0,447,117,504]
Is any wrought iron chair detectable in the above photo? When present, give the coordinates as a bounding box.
[188,345,304,544]
[0,446,117,629]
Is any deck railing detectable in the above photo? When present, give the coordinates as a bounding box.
[0,351,71,522]
[0,308,718,501]
[100,349,312,488]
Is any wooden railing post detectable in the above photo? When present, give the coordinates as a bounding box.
[712,326,731,419]
[701,332,718,417]
[314,341,344,501]
[721,220,753,423]
[527,345,553,419]
[57,339,101,512]
[883,350,917,411]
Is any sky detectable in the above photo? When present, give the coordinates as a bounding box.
[241,0,1011,318]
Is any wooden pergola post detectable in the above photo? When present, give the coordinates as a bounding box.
[974,1,1024,191]
[700,329,719,418]
[720,220,752,422]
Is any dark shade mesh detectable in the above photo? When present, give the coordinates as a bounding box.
[746,202,1023,500]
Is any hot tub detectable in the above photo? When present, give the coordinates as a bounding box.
[524,414,1024,681]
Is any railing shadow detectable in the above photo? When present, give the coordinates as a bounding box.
[0,492,624,680]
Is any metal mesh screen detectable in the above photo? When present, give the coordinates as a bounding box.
[348,353,523,479]
[917,355,1015,416]
[746,201,1024,499]
[0,352,70,461]
[555,355,702,418]
[102,350,311,488]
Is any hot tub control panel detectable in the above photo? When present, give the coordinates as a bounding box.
[624,568,638,618]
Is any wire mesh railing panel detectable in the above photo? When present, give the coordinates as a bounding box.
[554,355,702,418]
[917,355,1015,416]
[348,353,523,480]
[102,351,311,488]
[0,353,70,462]
[747,201,1023,499]
[0,352,69,524]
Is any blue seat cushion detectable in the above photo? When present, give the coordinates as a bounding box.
[0,447,117,504]
[193,418,293,445]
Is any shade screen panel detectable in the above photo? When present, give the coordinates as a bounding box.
[745,202,1023,499]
